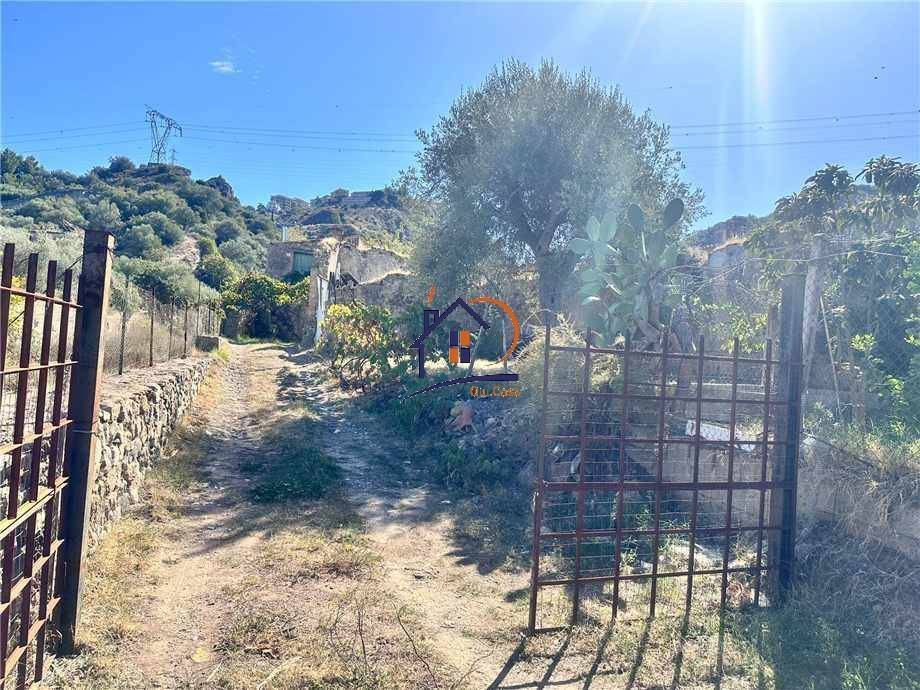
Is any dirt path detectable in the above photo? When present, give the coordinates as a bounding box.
[99,342,531,688]
[128,343,293,686]
[295,359,532,686]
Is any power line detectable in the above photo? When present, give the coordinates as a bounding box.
[675,133,919,151]
[13,138,149,153]
[181,135,416,154]
[669,108,920,130]
[0,127,147,145]
[183,123,417,140]
[673,118,919,139]
[0,121,144,139]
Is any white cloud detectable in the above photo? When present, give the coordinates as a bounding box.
[209,60,240,75]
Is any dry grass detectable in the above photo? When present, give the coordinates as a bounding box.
[41,519,160,689]
[258,507,378,582]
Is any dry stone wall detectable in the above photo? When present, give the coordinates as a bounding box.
[89,357,212,543]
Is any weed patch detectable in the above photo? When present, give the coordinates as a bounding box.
[243,419,341,502]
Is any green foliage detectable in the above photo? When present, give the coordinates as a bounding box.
[196,253,238,290]
[118,223,163,258]
[320,302,409,390]
[221,272,309,340]
[116,256,217,304]
[571,200,684,343]
[215,218,244,244]
[416,59,703,312]
[433,444,516,493]
[0,149,276,279]
[82,198,122,232]
[244,422,340,503]
[129,211,182,245]
[218,237,263,272]
[16,196,86,227]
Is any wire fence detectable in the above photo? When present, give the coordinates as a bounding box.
[103,276,221,375]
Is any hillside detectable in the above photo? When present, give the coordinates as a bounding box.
[262,187,438,256]
[1,149,279,295]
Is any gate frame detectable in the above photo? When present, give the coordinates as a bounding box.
[58,229,114,654]
[0,229,113,685]
[527,274,806,633]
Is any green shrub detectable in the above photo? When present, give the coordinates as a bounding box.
[320,302,409,390]
[434,444,516,492]
[221,272,309,340]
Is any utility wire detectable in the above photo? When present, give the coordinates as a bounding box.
[0,127,147,145]
[180,135,416,154]
[12,138,149,154]
[1,121,145,140]
[675,133,919,151]
[669,108,920,129]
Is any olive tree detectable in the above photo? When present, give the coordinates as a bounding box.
[416,59,702,318]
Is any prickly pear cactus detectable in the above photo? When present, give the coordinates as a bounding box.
[569,199,684,345]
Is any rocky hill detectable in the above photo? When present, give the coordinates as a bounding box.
[1,149,279,294]
[261,188,437,256]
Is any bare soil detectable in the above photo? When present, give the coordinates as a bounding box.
[45,342,767,690]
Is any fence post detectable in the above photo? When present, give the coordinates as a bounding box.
[196,281,201,337]
[148,289,155,367]
[183,304,189,357]
[118,274,128,375]
[768,272,806,603]
[168,299,174,359]
[59,229,114,654]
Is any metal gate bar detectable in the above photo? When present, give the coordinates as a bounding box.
[528,276,805,632]
[0,246,81,684]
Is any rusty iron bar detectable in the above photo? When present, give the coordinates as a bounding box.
[16,261,57,687]
[35,267,73,682]
[60,229,114,654]
[611,334,630,620]
[527,324,552,633]
[649,330,669,617]
[684,335,706,613]
[527,281,806,633]
[571,330,592,624]
[719,338,741,614]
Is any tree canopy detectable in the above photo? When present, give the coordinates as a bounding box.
[415,59,703,315]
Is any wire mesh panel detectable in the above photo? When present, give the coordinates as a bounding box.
[103,277,218,375]
[0,243,80,686]
[528,299,804,632]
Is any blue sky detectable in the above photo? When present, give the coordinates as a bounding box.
[2,2,918,229]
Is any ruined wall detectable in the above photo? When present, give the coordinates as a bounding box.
[89,357,213,542]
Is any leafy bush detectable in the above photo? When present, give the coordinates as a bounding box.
[320,302,409,390]
[433,444,516,492]
[196,253,238,290]
[221,272,309,340]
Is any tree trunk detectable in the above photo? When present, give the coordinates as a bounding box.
[535,251,574,325]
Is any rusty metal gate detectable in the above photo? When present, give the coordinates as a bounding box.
[528,277,805,632]
[0,232,113,687]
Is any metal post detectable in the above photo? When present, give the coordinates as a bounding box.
[148,289,155,367]
[168,299,174,359]
[527,324,551,633]
[768,273,806,602]
[59,229,114,654]
[183,304,189,357]
[196,281,201,337]
[118,274,128,375]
